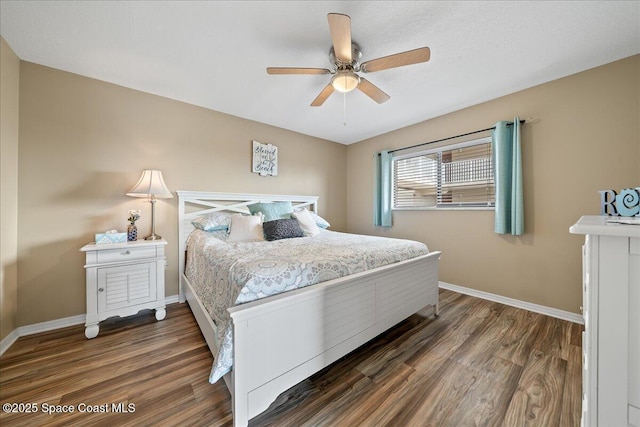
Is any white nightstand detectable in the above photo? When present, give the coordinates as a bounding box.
[80,239,167,339]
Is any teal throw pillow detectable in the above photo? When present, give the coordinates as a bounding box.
[248,201,293,222]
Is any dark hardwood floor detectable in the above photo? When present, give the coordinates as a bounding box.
[0,289,582,426]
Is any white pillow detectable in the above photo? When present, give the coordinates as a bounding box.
[291,208,320,236]
[227,214,265,242]
[294,208,330,229]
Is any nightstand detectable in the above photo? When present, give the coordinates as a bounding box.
[80,239,167,339]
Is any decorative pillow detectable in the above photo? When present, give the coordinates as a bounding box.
[310,211,330,229]
[291,208,320,236]
[248,201,293,222]
[227,214,265,242]
[209,229,230,241]
[294,208,330,229]
[191,212,232,232]
[262,218,304,241]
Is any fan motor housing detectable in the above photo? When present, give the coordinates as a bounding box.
[330,42,362,69]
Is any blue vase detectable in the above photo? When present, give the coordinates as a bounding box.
[127,223,138,241]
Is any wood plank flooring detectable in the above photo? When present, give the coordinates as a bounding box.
[0,289,582,426]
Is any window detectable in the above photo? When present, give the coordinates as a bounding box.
[392,137,494,209]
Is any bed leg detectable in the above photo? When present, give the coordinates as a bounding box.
[435,303,440,317]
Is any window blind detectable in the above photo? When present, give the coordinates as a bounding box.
[393,137,495,209]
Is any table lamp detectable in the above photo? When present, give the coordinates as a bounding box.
[127,169,172,240]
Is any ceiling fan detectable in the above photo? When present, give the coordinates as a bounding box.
[267,13,431,107]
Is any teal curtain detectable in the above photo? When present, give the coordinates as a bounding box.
[373,150,393,227]
[492,118,524,235]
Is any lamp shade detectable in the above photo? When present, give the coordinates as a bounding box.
[127,170,173,199]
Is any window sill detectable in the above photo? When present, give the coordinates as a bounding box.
[393,206,495,211]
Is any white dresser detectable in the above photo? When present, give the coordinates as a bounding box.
[80,239,167,339]
[570,216,640,427]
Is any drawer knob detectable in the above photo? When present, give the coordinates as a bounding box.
[123,250,131,255]
[98,287,104,292]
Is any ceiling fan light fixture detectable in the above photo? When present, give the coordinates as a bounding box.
[331,71,359,93]
[267,13,430,106]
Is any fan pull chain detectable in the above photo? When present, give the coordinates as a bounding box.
[343,91,347,126]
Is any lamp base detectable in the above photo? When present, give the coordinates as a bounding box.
[144,234,162,241]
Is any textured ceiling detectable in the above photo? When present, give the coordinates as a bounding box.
[1,1,639,144]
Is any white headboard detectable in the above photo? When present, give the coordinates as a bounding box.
[176,191,319,301]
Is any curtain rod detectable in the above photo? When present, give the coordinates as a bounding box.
[383,118,529,155]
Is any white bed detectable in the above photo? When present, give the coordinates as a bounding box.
[177,191,441,426]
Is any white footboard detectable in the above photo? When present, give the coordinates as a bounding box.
[228,250,440,426]
[177,191,441,426]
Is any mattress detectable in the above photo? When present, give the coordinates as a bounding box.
[185,228,429,383]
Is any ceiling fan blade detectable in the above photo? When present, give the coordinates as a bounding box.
[361,47,431,73]
[357,78,390,104]
[328,13,352,63]
[310,83,335,107]
[267,67,331,75]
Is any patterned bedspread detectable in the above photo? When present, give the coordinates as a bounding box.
[184,228,429,383]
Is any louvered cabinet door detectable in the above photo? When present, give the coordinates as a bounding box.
[97,262,157,312]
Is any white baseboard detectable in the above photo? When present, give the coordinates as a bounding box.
[439,281,584,325]
[17,314,86,337]
[0,294,181,357]
[0,328,20,357]
[165,294,180,305]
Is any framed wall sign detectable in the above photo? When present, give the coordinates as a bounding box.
[252,140,278,176]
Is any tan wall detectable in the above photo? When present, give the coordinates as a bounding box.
[17,62,346,326]
[10,53,639,327]
[347,55,640,314]
[1,37,20,341]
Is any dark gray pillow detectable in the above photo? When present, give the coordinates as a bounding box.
[262,218,304,241]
